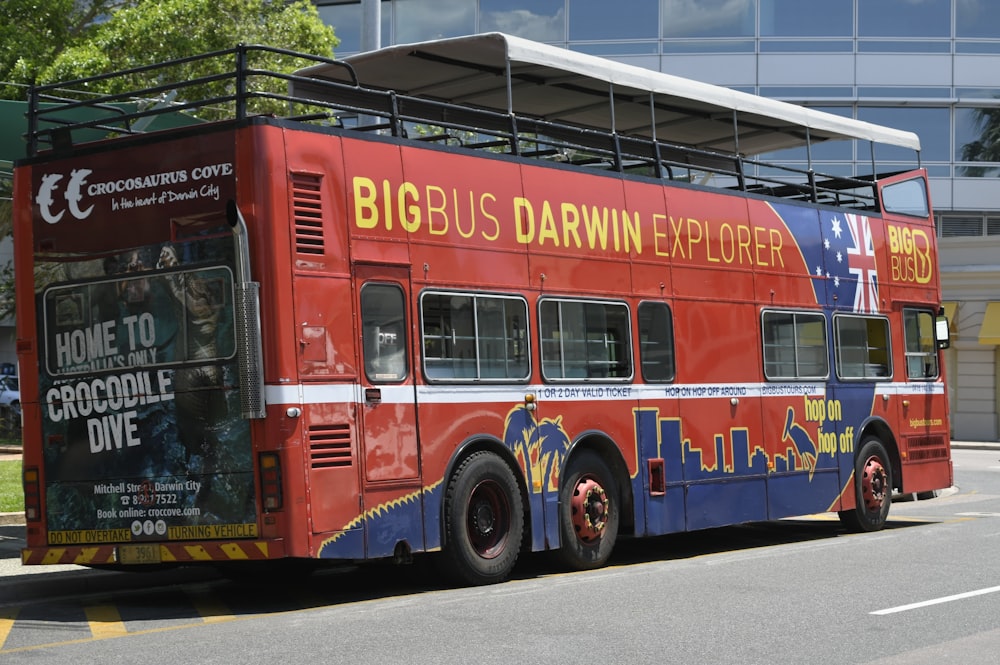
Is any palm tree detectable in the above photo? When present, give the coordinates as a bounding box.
[960,106,1000,177]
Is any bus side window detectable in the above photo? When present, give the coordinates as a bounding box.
[638,301,675,382]
[539,299,632,381]
[361,283,407,383]
[833,314,891,380]
[903,308,939,379]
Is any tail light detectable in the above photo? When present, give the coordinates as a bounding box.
[23,467,41,522]
[259,453,283,511]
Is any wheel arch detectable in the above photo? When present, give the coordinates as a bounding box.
[564,429,635,535]
[856,417,902,493]
[441,435,533,551]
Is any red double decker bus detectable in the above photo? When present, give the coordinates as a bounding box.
[15,34,951,585]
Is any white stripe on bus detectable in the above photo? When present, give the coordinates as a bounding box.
[263,381,941,406]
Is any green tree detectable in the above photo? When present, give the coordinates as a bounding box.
[0,0,338,319]
[0,0,134,99]
[960,106,1000,177]
[39,0,336,87]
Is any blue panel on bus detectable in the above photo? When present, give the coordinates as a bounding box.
[686,478,768,531]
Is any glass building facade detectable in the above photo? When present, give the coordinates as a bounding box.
[313,0,1000,440]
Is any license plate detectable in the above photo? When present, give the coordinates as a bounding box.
[118,544,161,565]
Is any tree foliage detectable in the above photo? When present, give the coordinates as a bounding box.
[0,0,338,320]
[960,107,1000,177]
[2,0,337,104]
[0,0,135,99]
[39,0,337,86]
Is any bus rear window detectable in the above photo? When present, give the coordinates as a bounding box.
[882,178,929,218]
[42,266,236,377]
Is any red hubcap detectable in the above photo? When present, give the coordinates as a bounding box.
[570,477,608,543]
[466,479,510,559]
[861,455,887,513]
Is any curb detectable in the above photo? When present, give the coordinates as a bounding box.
[0,511,24,526]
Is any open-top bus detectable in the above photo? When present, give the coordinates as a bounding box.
[15,33,951,585]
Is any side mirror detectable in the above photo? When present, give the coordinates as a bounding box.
[935,315,950,350]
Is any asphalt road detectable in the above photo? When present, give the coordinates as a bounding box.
[1,447,999,664]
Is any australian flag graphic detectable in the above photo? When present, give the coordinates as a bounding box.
[771,203,881,313]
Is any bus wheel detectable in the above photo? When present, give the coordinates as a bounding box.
[557,449,619,570]
[440,451,523,586]
[838,437,892,532]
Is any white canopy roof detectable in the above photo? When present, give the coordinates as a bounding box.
[294,32,920,156]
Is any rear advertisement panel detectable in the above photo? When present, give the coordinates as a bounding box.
[29,133,257,546]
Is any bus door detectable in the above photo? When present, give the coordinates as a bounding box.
[354,264,424,557]
[895,306,951,492]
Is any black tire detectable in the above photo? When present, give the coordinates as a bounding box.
[838,437,892,532]
[556,449,620,570]
[440,451,524,586]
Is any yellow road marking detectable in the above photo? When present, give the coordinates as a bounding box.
[84,603,128,639]
[0,608,19,650]
[186,589,235,624]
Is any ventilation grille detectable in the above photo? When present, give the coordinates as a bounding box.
[907,435,949,461]
[309,424,352,469]
[291,172,324,255]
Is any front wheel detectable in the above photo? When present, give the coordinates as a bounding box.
[838,437,893,532]
[557,449,620,570]
[440,451,524,586]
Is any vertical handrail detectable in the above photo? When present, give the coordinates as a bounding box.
[388,91,402,137]
[26,85,39,157]
[234,44,248,120]
[649,91,664,177]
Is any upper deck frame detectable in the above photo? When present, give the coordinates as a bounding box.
[22,34,923,211]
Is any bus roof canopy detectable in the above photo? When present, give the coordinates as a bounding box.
[294,32,920,156]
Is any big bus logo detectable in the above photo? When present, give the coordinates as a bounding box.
[887,223,933,284]
[36,169,95,224]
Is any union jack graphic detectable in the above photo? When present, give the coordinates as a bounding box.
[843,213,879,313]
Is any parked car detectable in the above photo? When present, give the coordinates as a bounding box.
[0,375,20,417]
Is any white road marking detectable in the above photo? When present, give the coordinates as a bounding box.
[871,585,1000,615]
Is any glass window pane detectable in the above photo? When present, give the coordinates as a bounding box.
[638,302,675,382]
[480,0,565,42]
[540,299,631,381]
[859,0,950,37]
[362,283,407,383]
[662,0,756,38]
[760,40,854,52]
[882,178,929,218]
[574,42,659,56]
[760,0,852,37]
[857,107,949,162]
[835,315,890,380]
[957,42,1000,54]
[394,0,475,43]
[571,0,657,40]
[476,296,530,380]
[663,39,755,53]
[903,309,938,379]
[539,300,564,379]
[858,40,951,53]
[317,0,391,55]
[422,292,531,382]
[957,0,1000,39]
[956,107,1000,165]
[762,311,827,380]
[757,106,854,162]
[858,86,953,98]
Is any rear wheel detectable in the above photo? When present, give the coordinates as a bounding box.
[838,437,892,532]
[557,449,620,570]
[440,451,524,586]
